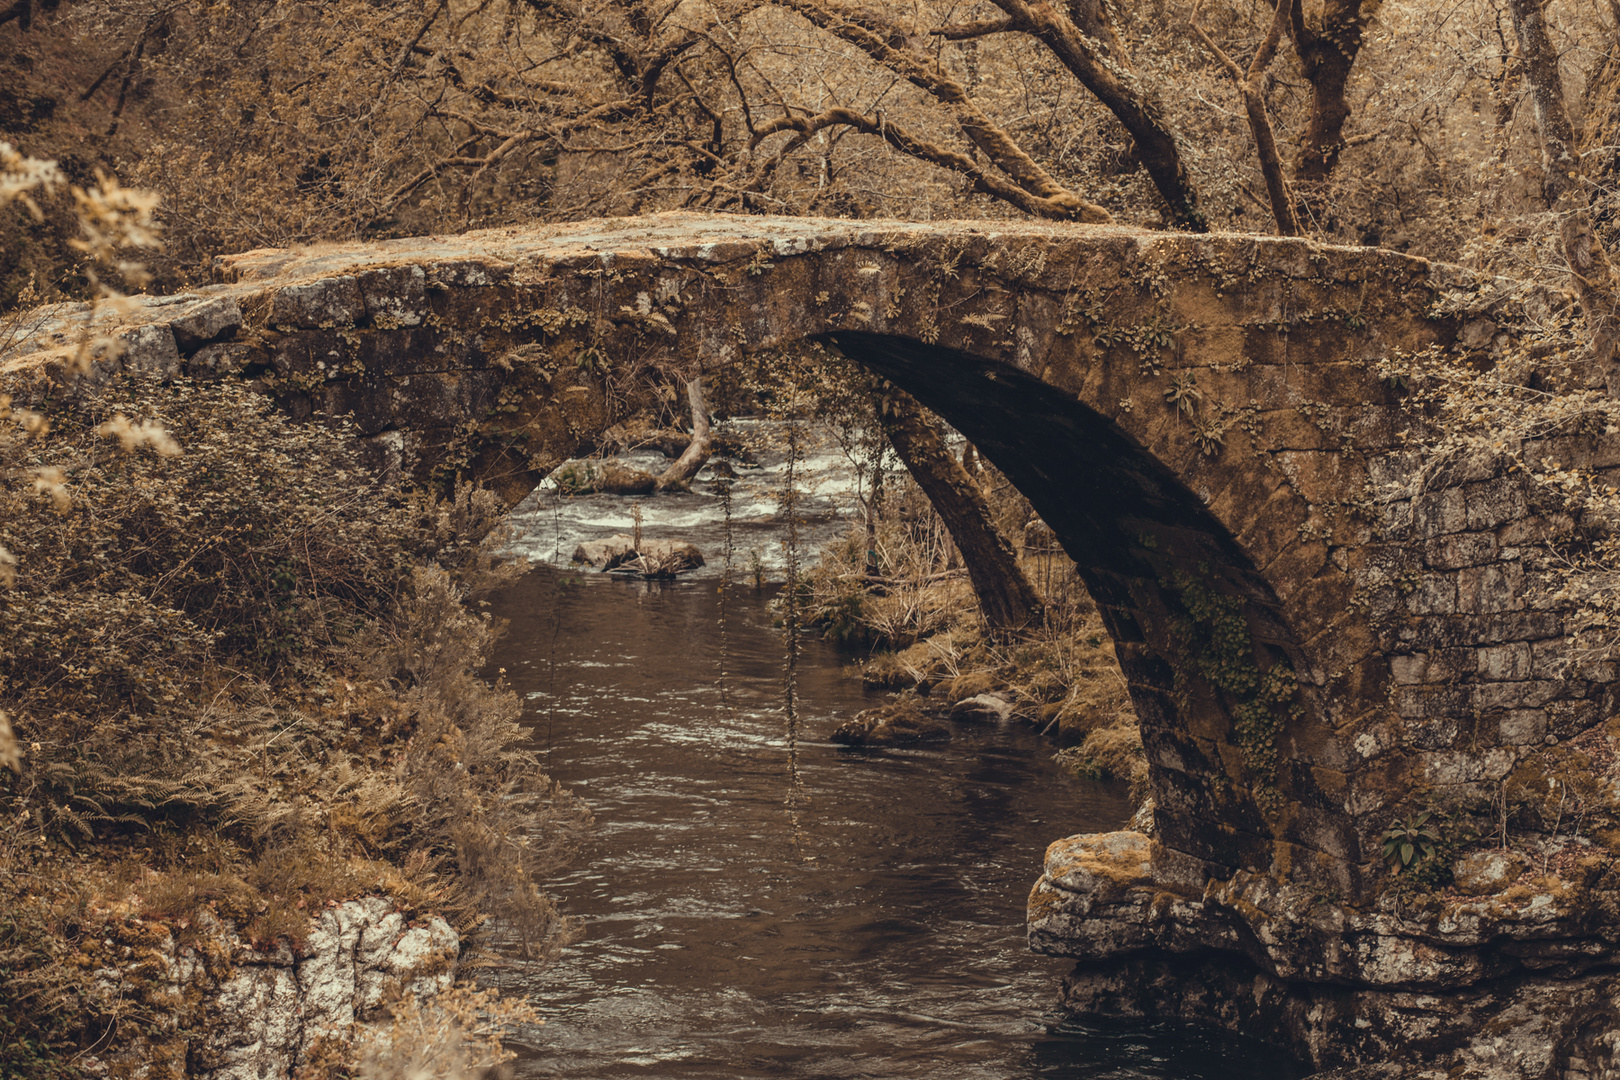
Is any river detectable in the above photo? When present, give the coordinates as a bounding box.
[484,427,1302,1078]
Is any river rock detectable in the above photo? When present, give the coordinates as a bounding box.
[831,699,950,747]
[627,539,705,577]
[573,534,637,567]
[950,693,1014,724]
[1452,849,1528,896]
[572,534,705,575]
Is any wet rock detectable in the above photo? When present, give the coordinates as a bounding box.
[573,534,636,568]
[831,699,950,746]
[626,539,706,577]
[1031,829,1620,1079]
[1452,849,1528,896]
[571,534,704,576]
[950,693,1014,723]
[550,459,658,495]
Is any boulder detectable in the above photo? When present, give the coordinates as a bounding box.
[572,535,704,576]
[115,323,182,378]
[629,538,705,577]
[573,534,637,568]
[831,699,950,747]
[950,693,1014,724]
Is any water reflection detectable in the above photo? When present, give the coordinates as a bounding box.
[487,569,1303,1080]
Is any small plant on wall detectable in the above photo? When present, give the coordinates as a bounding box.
[1382,812,1442,873]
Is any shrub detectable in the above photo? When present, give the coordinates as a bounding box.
[0,371,588,1076]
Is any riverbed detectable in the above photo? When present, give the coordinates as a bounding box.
[487,567,1302,1079]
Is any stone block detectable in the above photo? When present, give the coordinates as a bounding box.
[1476,642,1532,681]
[358,264,428,327]
[1473,679,1561,712]
[1394,684,1470,722]
[1425,531,1497,570]
[1366,450,1425,491]
[1463,478,1528,530]
[113,322,182,378]
[1499,710,1547,745]
[1546,698,1605,738]
[1411,488,1467,535]
[1404,710,1462,750]
[168,296,243,350]
[1476,610,1564,644]
[1389,653,1428,685]
[1408,574,1457,615]
[1457,564,1521,613]
[271,276,365,327]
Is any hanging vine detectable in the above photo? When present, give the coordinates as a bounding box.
[781,421,810,853]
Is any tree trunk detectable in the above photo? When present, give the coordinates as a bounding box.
[1192,0,1299,236]
[876,388,1043,630]
[1288,0,1378,215]
[1509,0,1620,383]
[655,376,713,491]
[1005,0,1206,230]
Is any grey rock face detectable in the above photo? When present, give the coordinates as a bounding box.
[270,276,365,328]
[168,296,244,350]
[89,896,458,1080]
[1030,830,1620,1079]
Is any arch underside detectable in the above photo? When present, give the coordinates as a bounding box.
[825,332,1356,882]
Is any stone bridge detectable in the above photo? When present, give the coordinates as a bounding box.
[5,212,1613,1076]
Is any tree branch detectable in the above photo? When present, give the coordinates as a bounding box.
[929,17,1015,40]
[1190,0,1299,235]
[773,0,1107,220]
[748,104,1109,221]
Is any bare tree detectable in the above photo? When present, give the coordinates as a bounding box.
[1191,0,1299,236]
[1508,0,1620,382]
[1287,0,1381,195]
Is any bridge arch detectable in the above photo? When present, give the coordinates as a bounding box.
[825,330,1344,886]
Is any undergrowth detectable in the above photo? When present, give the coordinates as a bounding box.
[0,371,588,1078]
[796,466,1146,796]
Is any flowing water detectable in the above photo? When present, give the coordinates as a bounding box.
[486,426,1304,1079]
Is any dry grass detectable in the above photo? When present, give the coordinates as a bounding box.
[800,475,1145,790]
[0,372,587,1078]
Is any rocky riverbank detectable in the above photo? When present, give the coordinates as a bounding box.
[1029,824,1620,1078]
